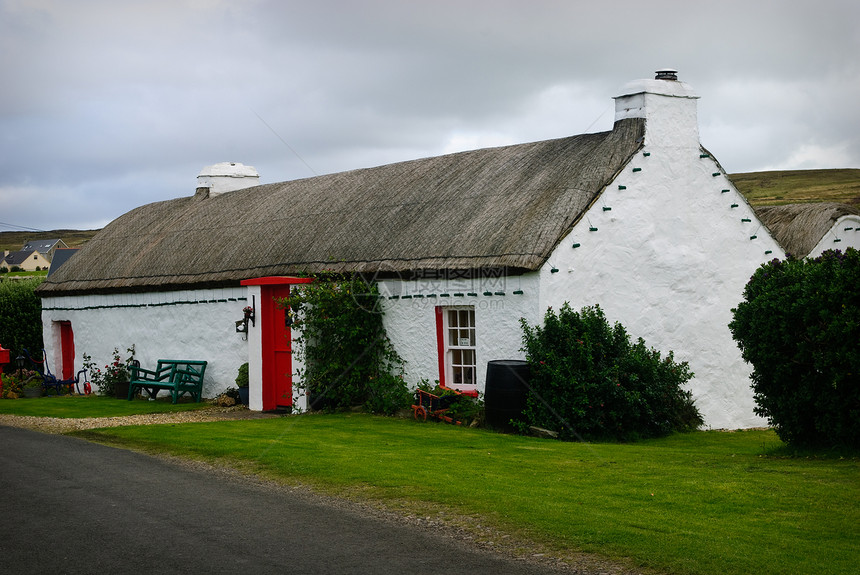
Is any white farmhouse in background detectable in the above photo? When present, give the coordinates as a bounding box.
[37,71,788,429]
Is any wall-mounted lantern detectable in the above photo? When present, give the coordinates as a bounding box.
[236,296,256,339]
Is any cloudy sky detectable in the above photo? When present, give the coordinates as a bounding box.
[2,0,859,232]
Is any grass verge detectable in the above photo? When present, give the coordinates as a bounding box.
[72,413,859,575]
[0,394,211,417]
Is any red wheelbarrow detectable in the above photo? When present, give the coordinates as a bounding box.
[411,388,466,425]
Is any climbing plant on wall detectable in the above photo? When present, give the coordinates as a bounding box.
[280,274,410,415]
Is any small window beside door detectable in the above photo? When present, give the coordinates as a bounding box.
[438,306,477,391]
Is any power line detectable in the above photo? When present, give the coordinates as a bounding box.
[249,107,319,177]
[0,221,48,232]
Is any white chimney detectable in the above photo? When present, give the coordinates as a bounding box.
[613,69,700,149]
[197,162,260,197]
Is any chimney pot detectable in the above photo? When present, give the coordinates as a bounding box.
[655,69,678,81]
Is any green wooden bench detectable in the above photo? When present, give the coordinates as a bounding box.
[127,360,207,404]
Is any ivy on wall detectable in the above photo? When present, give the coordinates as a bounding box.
[280,274,411,415]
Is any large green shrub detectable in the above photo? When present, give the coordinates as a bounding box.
[729,248,860,449]
[0,278,44,368]
[282,274,409,414]
[520,303,701,441]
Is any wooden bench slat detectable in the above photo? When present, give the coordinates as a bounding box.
[128,359,207,404]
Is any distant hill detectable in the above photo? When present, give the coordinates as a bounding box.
[0,229,100,252]
[1,169,857,252]
[729,168,860,207]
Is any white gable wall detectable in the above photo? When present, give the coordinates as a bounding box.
[40,288,249,397]
[807,214,860,258]
[536,76,784,429]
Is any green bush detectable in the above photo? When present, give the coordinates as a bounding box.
[365,372,413,416]
[282,274,409,414]
[0,278,44,367]
[235,362,249,388]
[519,303,701,441]
[729,248,860,449]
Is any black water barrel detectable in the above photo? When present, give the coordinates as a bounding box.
[484,360,530,430]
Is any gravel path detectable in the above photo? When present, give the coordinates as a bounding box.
[0,404,277,434]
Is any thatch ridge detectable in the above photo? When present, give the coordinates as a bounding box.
[37,118,645,295]
[755,202,860,258]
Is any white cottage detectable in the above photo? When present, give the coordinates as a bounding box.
[37,70,785,428]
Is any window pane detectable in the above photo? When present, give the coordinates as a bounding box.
[452,366,463,384]
[452,349,461,364]
[462,349,475,365]
[448,310,458,327]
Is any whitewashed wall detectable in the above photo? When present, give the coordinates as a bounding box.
[536,78,784,429]
[41,287,250,398]
[807,215,860,258]
[379,273,540,392]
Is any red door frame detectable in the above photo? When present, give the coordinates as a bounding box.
[435,306,447,388]
[58,321,75,380]
[241,277,313,411]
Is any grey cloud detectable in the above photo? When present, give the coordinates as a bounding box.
[1,0,858,231]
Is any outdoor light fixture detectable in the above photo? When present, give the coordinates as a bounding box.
[236,296,257,338]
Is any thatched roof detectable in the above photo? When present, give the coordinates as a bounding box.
[37,118,645,296]
[755,202,860,258]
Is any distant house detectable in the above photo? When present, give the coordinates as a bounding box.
[37,70,786,429]
[23,239,68,262]
[2,249,51,271]
[754,203,860,258]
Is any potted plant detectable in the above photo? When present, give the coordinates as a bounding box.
[22,377,43,398]
[236,362,249,405]
[82,347,136,398]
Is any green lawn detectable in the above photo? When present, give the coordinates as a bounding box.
[0,270,48,279]
[72,413,859,575]
[0,394,211,417]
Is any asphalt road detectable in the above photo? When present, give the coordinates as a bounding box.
[0,425,563,575]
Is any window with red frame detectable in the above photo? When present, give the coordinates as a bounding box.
[436,306,477,392]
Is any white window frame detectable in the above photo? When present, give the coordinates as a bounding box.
[438,306,477,392]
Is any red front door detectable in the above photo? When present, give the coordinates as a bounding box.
[59,321,75,380]
[261,285,292,410]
